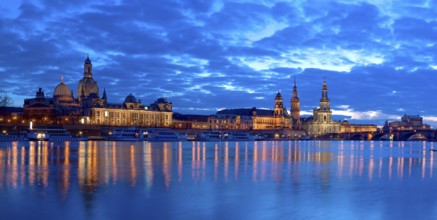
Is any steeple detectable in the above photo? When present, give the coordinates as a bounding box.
[84,55,93,78]
[319,79,330,111]
[274,91,284,116]
[102,88,107,103]
[321,77,328,101]
[291,76,299,102]
[290,76,300,121]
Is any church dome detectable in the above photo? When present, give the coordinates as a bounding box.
[54,77,73,102]
[54,82,71,96]
[78,77,99,100]
[124,93,137,103]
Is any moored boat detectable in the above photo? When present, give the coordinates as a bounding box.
[222,131,256,141]
[108,127,146,141]
[197,130,258,141]
[197,130,223,141]
[145,128,187,142]
[27,128,88,141]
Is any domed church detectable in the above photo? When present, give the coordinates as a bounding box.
[54,75,75,104]
[24,56,173,127]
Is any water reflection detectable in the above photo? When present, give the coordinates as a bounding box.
[0,140,436,191]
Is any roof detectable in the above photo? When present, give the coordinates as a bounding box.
[403,114,422,119]
[173,113,209,122]
[216,108,273,116]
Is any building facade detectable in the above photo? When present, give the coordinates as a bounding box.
[383,114,431,132]
[24,56,172,127]
[302,80,340,136]
[172,114,209,130]
[207,91,292,130]
[340,120,377,133]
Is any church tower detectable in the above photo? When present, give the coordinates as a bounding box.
[302,78,340,136]
[290,77,301,129]
[274,91,284,117]
[84,55,93,78]
[319,80,330,112]
[78,56,99,102]
[290,77,300,120]
[273,91,285,128]
[314,79,333,124]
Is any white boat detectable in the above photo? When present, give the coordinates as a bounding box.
[108,127,146,141]
[27,129,50,141]
[197,130,257,141]
[197,130,223,141]
[28,128,88,141]
[222,131,256,141]
[145,128,187,142]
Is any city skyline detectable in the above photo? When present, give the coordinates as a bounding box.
[1,1,437,126]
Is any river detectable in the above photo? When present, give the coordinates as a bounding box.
[0,140,436,219]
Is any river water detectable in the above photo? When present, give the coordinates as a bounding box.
[0,140,436,219]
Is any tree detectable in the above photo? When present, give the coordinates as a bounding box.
[0,92,12,107]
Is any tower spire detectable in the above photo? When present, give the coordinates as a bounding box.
[320,78,330,111]
[84,55,93,77]
[290,76,301,129]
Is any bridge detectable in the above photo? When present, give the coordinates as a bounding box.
[320,129,437,141]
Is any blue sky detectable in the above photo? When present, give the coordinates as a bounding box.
[1,0,437,126]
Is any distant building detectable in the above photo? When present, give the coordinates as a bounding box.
[23,88,56,124]
[209,109,254,130]
[340,120,377,133]
[383,114,431,132]
[172,113,209,129]
[302,80,340,136]
[0,107,24,127]
[83,94,172,127]
[24,56,172,127]
[208,91,292,130]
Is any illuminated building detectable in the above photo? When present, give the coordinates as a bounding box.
[24,75,81,124]
[172,114,209,129]
[23,56,173,127]
[78,56,100,103]
[208,91,292,130]
[383,114,431,132]
[302,80,340,136]
[53,75,82,123]
[340,120,377,133]
[84,96,172,127]
[23,88,56,124]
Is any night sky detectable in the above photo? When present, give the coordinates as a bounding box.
[1,0,437,126]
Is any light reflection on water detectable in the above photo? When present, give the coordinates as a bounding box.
[0,140,437,219]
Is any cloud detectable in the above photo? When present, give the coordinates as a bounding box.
[0,0,436,127]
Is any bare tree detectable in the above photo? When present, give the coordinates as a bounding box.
[0,92,12,107]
